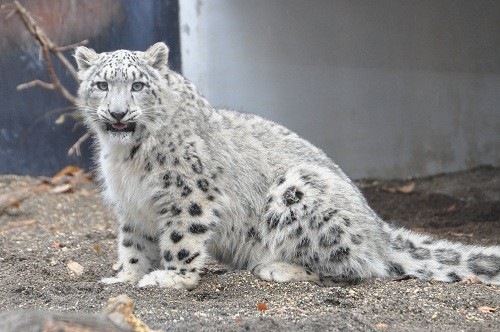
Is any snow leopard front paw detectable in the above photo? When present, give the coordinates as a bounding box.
[137,270,200,290]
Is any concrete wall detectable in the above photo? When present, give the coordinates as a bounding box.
[179,0,500,179]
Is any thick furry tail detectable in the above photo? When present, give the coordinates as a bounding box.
[382,224,500,285]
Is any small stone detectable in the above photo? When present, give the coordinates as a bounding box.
[67,260,84,276]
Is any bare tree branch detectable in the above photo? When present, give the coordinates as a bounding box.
[40,43,76,104]
[2,2,95,160]
[3,1,93,157]
[6,1,77,104]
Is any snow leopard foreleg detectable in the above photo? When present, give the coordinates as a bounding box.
[137,201,216,289]
[102,217,160,285]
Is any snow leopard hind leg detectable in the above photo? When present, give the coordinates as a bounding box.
[254,164,392,286]
[255,164,500,286]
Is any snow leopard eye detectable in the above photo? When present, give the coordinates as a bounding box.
[131,82,145,92]
[96,82,108,91]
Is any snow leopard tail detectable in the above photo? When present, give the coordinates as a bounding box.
[382,223,500,285]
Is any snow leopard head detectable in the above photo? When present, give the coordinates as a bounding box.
[74,42,172,140]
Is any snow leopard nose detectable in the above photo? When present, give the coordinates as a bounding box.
[109,110,127,122]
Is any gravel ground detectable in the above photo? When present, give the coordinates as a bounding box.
[0,166,499,331]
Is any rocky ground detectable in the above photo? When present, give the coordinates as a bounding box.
[0,166,498,331]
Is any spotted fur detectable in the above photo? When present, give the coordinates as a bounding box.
[75,43,500,289]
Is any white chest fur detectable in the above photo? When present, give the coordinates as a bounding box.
[99,141,158,234]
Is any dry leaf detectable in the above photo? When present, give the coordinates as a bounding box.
[448,232,473,238]
[55,114,66,125]
[0,189,30,213]
[50,184,73,194]
[0,219,37,234]
[446,204,457,212]
[52,166,84,184]
[383,182,415,194]
[32,184,50,193]
[376,322,389,329]
[0,183,50,214]
[93,243,101,253]
[257,302,268,312]
[7,219,37,228]
[10,200,21,208]
[477,306,496,313]
[397,182,415,193]
[67,260,84,276]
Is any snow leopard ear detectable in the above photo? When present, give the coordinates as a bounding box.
[74,46,99,72]
[144,42,169,73]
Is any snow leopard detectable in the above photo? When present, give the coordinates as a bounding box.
[74,42,500,289]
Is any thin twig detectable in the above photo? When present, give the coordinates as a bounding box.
[56,39,89,52]
[19,106,76,145]
[0,2,14,13]
[17,79,54,91]
[68,132,91,157]
[3,9,15,19]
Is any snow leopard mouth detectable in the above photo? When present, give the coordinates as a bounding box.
[105,122,137,133]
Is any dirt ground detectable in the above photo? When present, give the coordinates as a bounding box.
[0,165,499,331]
